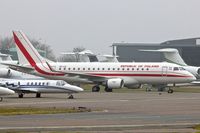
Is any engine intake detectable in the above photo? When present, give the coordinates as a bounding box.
[106,78,124,89]
[0,68,12,78]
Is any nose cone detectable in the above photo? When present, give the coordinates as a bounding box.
[187,72,196,82]
[64,84,84,92]
[0,87,15,95]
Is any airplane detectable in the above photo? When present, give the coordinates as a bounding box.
[0,78,83,99]
[0,52,44,79]
[61,50,118,62]
[6,31,196,93]
[140,48,200,79]
[0,86,15,101]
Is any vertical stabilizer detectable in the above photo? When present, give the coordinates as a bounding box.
[139,48,187,66]
[13,31,46,66]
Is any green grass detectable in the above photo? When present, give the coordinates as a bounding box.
[0,107,91,116]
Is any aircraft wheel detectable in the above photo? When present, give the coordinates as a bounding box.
[18,93,23,98]
[36,93,41,98]
[0,97,3,102]
[92,85,100,92]
[168,89,174,93]
[105,87,112,92]
[68,95,74,99]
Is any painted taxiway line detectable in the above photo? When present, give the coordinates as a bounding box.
[0,122,199,130]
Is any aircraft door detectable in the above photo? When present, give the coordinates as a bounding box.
[162,66,168,76]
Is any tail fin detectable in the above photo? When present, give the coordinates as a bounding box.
[139,48,187,66]
[13,31,46,66]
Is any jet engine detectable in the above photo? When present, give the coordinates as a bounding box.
[106,78,124,89]
[185,66,200,79]
[0,68,11,78]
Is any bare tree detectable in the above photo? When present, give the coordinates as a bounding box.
[58,46,86,62]
[0,37,56,61]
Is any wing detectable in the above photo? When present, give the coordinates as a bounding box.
[1,62,34,73]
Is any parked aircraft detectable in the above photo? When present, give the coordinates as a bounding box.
[0,79,83,99]
[140,48,200,79]
[0,86,15,101]
[61,50,118,62]
[7,31,196,93]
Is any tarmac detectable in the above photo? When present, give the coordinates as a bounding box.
[0,91,200,132]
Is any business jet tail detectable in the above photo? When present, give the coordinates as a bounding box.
[139,48,187,66]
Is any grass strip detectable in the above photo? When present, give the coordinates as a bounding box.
[0,107,91,116]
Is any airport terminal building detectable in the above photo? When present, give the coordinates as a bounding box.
[113,37,200,66]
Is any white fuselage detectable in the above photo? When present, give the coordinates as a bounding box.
[30,62,195,86]
[0,79,83,93]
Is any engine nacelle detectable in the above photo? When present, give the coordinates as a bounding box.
[125,84,142,89]
[0,68,11,78]
[185,66,200,79]
[106,78,124,89]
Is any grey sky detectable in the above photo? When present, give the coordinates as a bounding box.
[0,0,200,56]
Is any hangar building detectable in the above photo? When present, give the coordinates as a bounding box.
[112,37,200,66]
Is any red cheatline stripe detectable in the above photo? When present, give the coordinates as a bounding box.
[13,32,64,76]
[89,73,192,77]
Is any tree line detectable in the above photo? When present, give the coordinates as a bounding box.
[0,36,85,62]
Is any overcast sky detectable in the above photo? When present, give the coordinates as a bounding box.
[0,0,200,56]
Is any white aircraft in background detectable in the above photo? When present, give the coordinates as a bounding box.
[6,31,196,93]
[0,52,43,79]
[61,50,118,62]
[0,86,15,101]
[140,48,200,79]
[0,79,83,99]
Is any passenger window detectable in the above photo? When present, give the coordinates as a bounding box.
[122,68,125,71]
[73,68,75,70]
[88,68,90,70]
[118,68,120,70]
[35,82,37,85]
[108,68,110,70]
[31,82,33,85]
[78,68,80,70]
[141,68,144,71]
[173,67,179,71]
[102,68,105,70]
[83,68,85,70]
[42,82,45,85]
[113,68,115,70]
[137,68,139,71]
[127,68,129,71]
[132,68,134,71]
[146,68,149,71]
[59,67,61,70]
[97,68,100,70]
[93,68,95,70]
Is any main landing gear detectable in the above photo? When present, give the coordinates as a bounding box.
[92,85,113,92]
[92,85,100,92]
[0,97,3,102]
[104,87,112,92]
[167,88,174,93]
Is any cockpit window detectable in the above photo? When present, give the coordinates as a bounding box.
[173,67,179,71]
[179,67,185,70]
